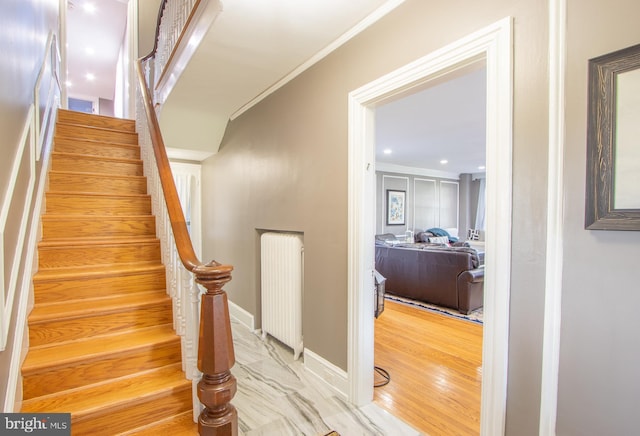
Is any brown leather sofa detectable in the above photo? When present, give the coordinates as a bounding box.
[375,243,484,314]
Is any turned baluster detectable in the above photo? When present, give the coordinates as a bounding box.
[194,261,238,436]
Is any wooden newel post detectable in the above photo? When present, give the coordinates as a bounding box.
[194,261,238,436]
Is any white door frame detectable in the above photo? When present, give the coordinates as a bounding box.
[347,17,513,435]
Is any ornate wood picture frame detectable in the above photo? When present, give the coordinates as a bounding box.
[585,43,640,230]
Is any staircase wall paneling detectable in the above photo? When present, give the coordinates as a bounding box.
[3,32,61,405]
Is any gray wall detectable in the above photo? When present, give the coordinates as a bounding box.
[137,0,163,57]
[0,0,57,200]
[202,1,549,433]
[0,0,59,409]
[557,1,640,435]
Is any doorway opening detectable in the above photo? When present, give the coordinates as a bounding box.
[347,17,513,435]
[372,61,486,433]
[170,161,203,259]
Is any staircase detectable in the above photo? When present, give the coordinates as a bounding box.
[21,109,194,435]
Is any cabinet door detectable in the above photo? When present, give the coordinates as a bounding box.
[414,178,437,231]
[439,181,459,230]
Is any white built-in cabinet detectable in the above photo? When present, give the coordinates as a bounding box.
[438,180,460,230]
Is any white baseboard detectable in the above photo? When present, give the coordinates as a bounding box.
[303,348,349,400]
[228,300,255,332]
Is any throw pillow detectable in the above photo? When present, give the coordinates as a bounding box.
[428,236,449,245]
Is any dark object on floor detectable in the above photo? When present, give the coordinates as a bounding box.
[374,269,386,318]
[374,365,391,387]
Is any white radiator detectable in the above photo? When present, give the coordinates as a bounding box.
[260,232,304,360]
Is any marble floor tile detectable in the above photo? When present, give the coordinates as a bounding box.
[230,319,423,436]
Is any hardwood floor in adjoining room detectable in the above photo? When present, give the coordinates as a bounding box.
[374,300,483,436]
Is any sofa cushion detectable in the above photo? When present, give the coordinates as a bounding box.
[375,233,397,242]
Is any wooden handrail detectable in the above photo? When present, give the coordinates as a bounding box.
[135,61,200,270]
[135,3,238,432]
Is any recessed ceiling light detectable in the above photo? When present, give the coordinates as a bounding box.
[383,149,392,155]
[65,80,72,87]
[85,73,95,81]
[83,2,96,14]
[440,159,448,164]
[478,165,486,170]
[85,47,95,56]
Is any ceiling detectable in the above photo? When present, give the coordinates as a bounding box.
[66,0,486,175]
[375,65,486,176]
[66,0,128,100]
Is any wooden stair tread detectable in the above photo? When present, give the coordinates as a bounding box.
[38,236,159,247]
[21,363,189,415]
[47,191,150,199]
[28,291,170,323]
[51,151,143,165]
[54,136,141,152]
[22,324,178,370]
[56,121,137,136]
[55,122,139,141]
[39,234,156,244]
[122,410,196,435]
[41,215,156,240]
[49,170,146,180]
[42,214,153,221]
[34,262,165,282]
[57,109,136,132]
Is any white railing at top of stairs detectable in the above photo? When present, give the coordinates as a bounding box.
[147,0,222,106]
[153,0,198,87]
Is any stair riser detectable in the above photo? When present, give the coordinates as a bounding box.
[57,110,136,132]
[48,172,147,195]
[38,242,161,269]
[33,270,167,304]
[22,340,182,399]
[29,302,173,347]
[51,154,143,177]
[54,137,140,160]
[72,384,192,436]
[46,194,152,216]
[42,216,156,239]
[56,123,138,145]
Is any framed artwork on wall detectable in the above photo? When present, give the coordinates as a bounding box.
[585,43,640,230]
[386,190,406,225]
